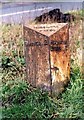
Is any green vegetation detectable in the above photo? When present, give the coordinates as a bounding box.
[2,24,25,82]
[58,66,84,118]
[1,65,84,119]
[1,10,84,119]
[69,9,84,17]
[1,80,58,119]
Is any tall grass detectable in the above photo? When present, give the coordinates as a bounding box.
[2,24,25,82]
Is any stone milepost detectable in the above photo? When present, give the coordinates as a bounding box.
[23,23,70,95]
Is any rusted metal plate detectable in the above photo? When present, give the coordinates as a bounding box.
[23,23,70,95]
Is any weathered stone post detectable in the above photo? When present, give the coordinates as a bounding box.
[23,23,70,95]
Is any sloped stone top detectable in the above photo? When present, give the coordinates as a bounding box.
[24,23,68,37]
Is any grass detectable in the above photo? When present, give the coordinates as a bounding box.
[1,79,58,119]
[58,66,84,119]
[1,24,25,82]
[1,65,84,119]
